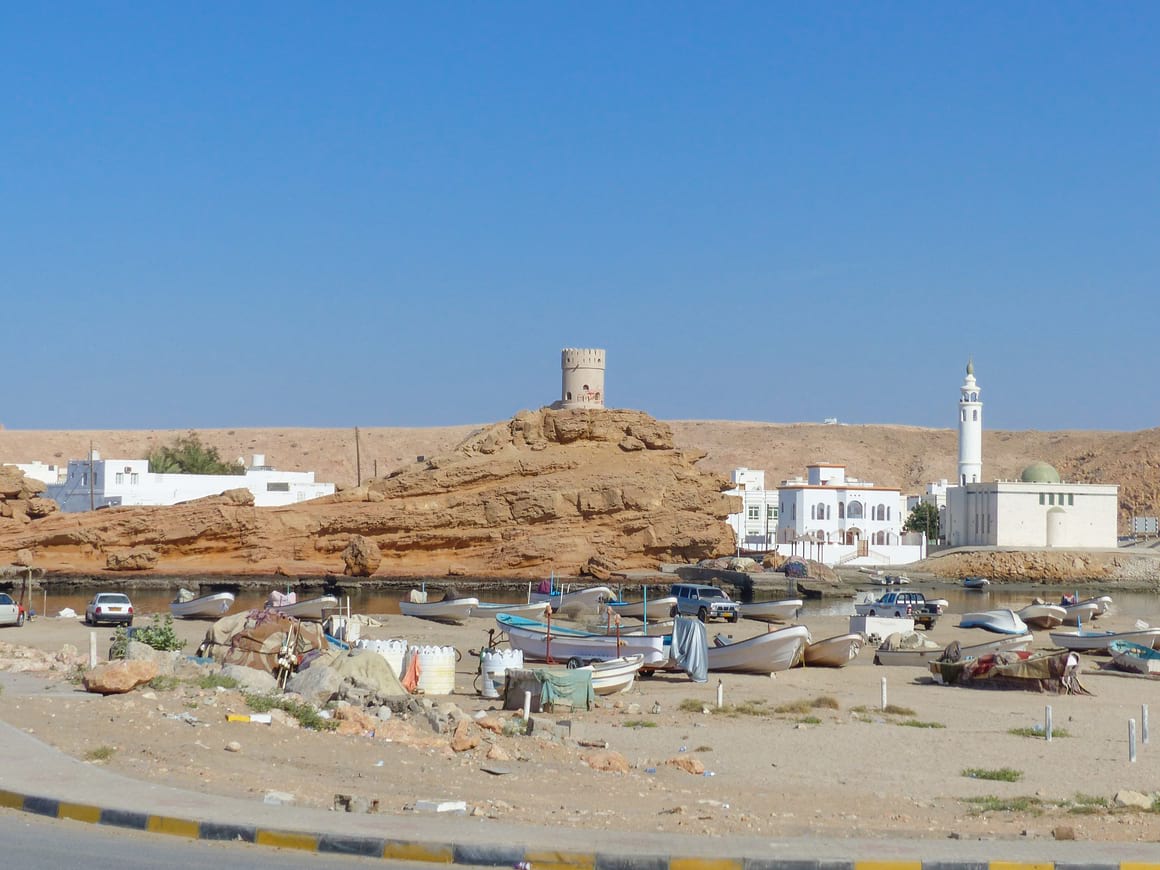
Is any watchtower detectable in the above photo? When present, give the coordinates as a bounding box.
[559,348,606,409]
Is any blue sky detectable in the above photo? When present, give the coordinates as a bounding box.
[3,3,1157,431]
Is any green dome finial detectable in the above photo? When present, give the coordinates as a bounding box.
[966,357,974,376]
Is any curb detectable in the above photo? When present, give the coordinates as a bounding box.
[0,787,1156,870]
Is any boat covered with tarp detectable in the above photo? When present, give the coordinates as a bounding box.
[929,648,1090,694]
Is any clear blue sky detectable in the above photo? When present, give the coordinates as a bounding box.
[4,3,1157,431]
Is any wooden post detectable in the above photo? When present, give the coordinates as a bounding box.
[1045,705,1053,742]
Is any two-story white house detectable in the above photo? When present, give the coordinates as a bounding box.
[774,464,926,567]
[725,467,778,553]
[46,452,335,512]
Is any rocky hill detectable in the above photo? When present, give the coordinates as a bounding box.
[0,409,736,578]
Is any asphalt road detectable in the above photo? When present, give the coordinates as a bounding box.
[0,808,484,870]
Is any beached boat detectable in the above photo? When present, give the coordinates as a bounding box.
[398,593,479,623]
[1061,601,1101,625]
[1109,640,1160,676]
[945,633,1035,660]
[1048,627,1160,653]
[962,576,991,589]
[529,584,614,616]
[170,591,235,620]
[1016,602,1067,630]
[739,598,803,623]
[469,601,553,619]
[929,649,1089,694]
[957,609,1029,635]
[707,624,811,674]
[497,613,669,666]
[605,596,678,620]
[575,654,645,694]
[267,594,339,620]
[802,632,863,668]
[873,631,944,666]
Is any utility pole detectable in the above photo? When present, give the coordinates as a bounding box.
[88,440,94,512]
[354,427,362,487]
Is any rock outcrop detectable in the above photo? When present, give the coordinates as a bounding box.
[0,409,738,578]
[0,466,58,525]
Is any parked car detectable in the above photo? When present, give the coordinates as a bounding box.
[670,583,740,622]
[85,592,134,626]
[0,592,26,627]
[853,591,942,619]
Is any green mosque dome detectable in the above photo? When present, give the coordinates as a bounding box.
[1020,461,1061,484]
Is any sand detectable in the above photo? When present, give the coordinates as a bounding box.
[2,604,1159,845]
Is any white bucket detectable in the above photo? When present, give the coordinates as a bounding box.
[479,648,523,698]
[407,645,456,695]
[355,638,408,677]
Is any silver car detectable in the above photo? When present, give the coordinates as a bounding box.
[84,592,134,626]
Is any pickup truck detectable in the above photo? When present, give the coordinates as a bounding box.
[853,591,942,629]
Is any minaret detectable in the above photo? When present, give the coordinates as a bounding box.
[957,359,982,485]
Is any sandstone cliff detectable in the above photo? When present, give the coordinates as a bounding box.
[0,409,738,578]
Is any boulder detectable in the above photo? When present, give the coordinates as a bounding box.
[333,706,379,737]
[342,535,381,577]
[583,750,630,773]
[25,497,58,518]
[665,755,706,775]
[13,548,34,567]
[124,641,181,675]
[285,662,344,705]
[450,720,481,752]
[1114,790,1153,810]
[84,659,160,694]
[219,664,279,694]
[105,549,159,571]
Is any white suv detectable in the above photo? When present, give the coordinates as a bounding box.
[670,583,740,622]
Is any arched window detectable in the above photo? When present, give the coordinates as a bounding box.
[961,410,966,422]
[970,392,977,402]
[887,506,891,521]
[847,501,863,519]
[825,505,831,520]
[815,530,825,542]
[972,410,978,421]
[838,502,845,519]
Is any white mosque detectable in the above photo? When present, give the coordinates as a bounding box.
[942,362,1119,548]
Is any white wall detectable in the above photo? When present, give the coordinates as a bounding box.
[946,482,1118,548]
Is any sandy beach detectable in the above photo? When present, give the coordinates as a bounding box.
[2,600,1159,846]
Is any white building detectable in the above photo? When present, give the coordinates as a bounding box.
[11,461,66,485]
[725,467,778,552]
[941,361,1119,548]
[773,464,926,567]
[47,452,335,513]
[556,348,606,409]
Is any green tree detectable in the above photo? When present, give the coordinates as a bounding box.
[147,432,244,475]
[904,502,941,542]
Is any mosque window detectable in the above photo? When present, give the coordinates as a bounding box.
[1039,493,1045,505]
[970,392,977,402]
[1068,494,1074,506]
[961,410,966,422]
[1048,493,1055,505]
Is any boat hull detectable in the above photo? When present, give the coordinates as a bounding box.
[470,601,553,619]
[399,597,479,623]
[707,625,810,674]
[957,609,1029,635]
[503,623,669,666]
[1016,604,1066,630]
[171,592,235,620]
[579,655,645,694]
[739,599,803,623]
[1049,628,1160,653]
[529,585,614,616]
[803,633,863,668]
[269,595,339,621]
[1109,640,1160,676]
[606,596,678,620]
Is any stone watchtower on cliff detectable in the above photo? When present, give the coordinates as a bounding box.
[556,348,606,409]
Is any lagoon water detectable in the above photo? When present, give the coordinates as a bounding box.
[24,579,1160,625]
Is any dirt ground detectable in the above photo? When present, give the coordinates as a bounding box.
[3,602,1160,845]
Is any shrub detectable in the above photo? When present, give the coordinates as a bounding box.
[962,767,1023,782]
[243,692,336,731]
[85,746,116,762]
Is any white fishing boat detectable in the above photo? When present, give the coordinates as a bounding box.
[874,631,944,666]
[1048,627,1160,653]
[605,596,678,620]
[739,598,803,623]
[706,624,811,674]
[803,632,863,668]
[170,590,235,620]
[497,613,669,666]
[470,601,553,619]
[575,654,645,695]
[529,584,614,616]
[267,594,339,620]
[962,576,990,589]
[1109,640,1160,676]
[953,633,1036,659]
[957,609,1029,635]
[1061,602,1101,625]
[1016,602,1067,630]
[398,591,479,623]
